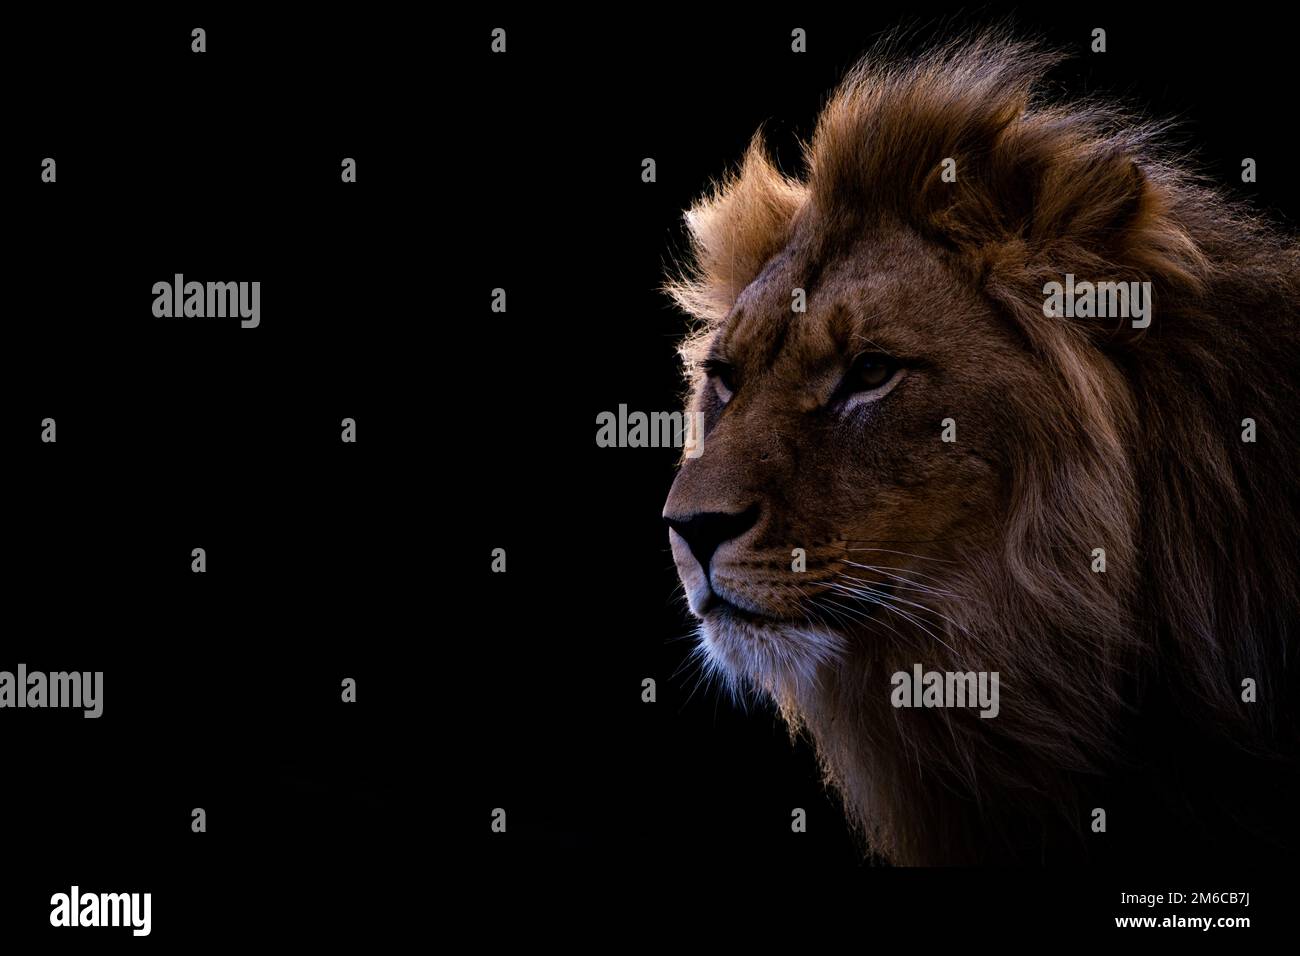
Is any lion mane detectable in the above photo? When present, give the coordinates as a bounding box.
[666,31,1300,864]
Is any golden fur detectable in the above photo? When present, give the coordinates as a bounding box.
[663,31,1300,864]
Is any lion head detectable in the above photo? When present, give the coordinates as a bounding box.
[662,32,1300,864]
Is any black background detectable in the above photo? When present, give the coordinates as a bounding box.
[468,2,1299,939]
[5,11,422,947]
[3,5,1296,944]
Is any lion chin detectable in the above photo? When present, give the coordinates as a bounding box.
[697,608,844,705]
[672,521,845,700]
[662,28,1300,865]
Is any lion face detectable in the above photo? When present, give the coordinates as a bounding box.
[664,225,1035,696]
[660,30,1300,865]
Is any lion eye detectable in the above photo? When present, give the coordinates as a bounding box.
[849,352,899,391]
[704,358,737,402]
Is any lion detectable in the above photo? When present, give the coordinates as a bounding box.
[662,31,1300,865]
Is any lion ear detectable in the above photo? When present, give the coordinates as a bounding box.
[976,134,1208,294]
[1024,144,1146,256]
[666,135,807,321]
[1003,136,1206,283]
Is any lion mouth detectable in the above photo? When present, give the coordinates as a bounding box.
[701,590,785,625]
[701,580,899,630]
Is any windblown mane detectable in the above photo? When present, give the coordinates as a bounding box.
[668,31,1300,863]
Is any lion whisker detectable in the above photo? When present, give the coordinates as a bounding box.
[837,560,956,588]
[838,564,958,597]
[840,546,959,564]
[829,576,970,635]
[825,580,965,658]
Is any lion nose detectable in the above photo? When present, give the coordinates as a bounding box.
[665,505,760,572]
